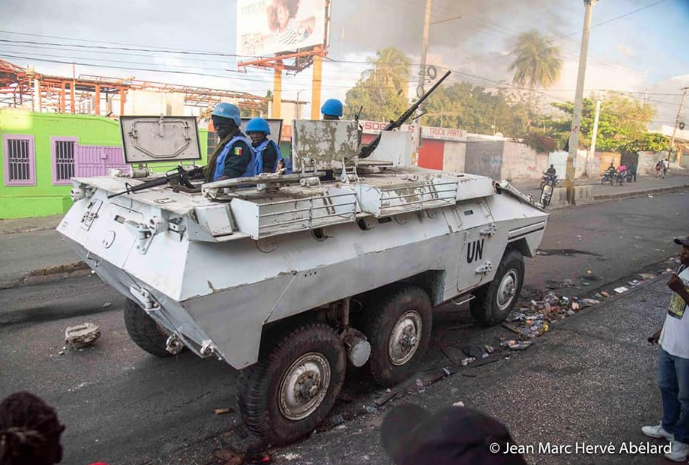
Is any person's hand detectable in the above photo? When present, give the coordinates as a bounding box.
[668,274,685,293]
[648,329,662,345]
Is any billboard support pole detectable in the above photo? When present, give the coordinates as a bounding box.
[273,58,283,118]
[311,46,323,119]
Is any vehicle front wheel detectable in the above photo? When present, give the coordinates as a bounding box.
[237,323,346,445]
[361,285,432,387]
[123,298,173,357]
[470,249,525,326]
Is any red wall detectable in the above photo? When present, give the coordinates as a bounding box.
[418,139,445,170]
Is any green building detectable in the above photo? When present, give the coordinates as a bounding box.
[0,109,208,219]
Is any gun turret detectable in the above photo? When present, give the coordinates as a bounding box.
[358,70,451,159]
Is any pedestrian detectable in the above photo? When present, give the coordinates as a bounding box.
[628,162,637,182]
[380,403,526,465]
[644,235,689,462]
[656,160,663,178]
[663,158,670,178]
[0,392,65,465]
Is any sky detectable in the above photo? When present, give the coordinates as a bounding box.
[1,0,688,129]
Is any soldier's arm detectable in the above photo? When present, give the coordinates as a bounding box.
[262,144,278,173]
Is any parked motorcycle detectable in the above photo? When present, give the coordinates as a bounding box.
[614,170,626,185]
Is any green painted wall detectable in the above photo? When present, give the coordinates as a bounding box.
[0,109,208,219]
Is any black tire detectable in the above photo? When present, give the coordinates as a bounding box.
[361,285,432,387]
[609,175,615,186]
[600,176,606,185]
[123,298,172,357]
[470,249,525,326]
[237,323,346,445]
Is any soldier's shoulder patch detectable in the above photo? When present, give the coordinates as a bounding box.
[233,147,243,156]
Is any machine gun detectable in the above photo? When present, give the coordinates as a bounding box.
[107,165,204,199]
[357,70,451,159]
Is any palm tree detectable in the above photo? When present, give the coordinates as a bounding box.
[508,30,562,112]
[364,47,411,95]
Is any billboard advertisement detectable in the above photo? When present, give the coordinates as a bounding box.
[236,0,327,56]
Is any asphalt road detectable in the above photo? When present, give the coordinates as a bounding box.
[0,191,688,465]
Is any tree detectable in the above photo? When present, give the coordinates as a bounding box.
[508,30,562,113]
[343,48,411,121]
[363,47,411,96]
[546,95,660,152]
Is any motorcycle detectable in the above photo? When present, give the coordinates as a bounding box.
[601,170,616,186]
[539,175,556,207]
[614,170,626,185]
[539,172,558,190]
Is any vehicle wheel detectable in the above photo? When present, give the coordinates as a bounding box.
[123,298,173,357]
[237,323,346,445]
[609,176,615,186]
[600,177,606,185]
[539,181,545,190]
[470,249,525,326]
[361,285,432,387]
[540,184,552,207]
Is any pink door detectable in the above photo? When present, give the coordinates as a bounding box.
[75,145,129,177]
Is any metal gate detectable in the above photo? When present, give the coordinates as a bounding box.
[75,145,129,177]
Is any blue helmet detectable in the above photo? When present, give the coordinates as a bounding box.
[246,117,271,135]
[321,99,343,117]
[212,102,241,126]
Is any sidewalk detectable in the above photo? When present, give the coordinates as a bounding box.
[266,275,671,465]
[0,172,687,289]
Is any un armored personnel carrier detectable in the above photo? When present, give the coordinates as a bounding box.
[57,77,548,444]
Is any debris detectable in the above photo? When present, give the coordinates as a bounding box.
[461,357,476,366]
[587,270,592,275]
[571,302,580,311]
[648,194,653,198]
[102,302,112,308]
[510,341,533,350]
[363,405,378,414]
[65,323,101,349]
[628,280,641,287]
[639,273,657,280]
[214,408,234,415]
[461,346,485,359]
[600,291,610,298]
[582,282,590,286]
[614,287,629,294]
[583,298,600,306]
[214,449,242,465]
[329,414,345,426]
[335,424,346,431]
[453,401,465,407]
[484,344,495,354]
[501,323,522,334]
[437,340,464,367]
[58,351,65,356]
[567,310,576,316]
[374,390,397,406]
[562,279,575,287]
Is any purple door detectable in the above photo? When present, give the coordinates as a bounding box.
[75,145,129,177]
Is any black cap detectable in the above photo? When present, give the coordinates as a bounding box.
[675,236,689,247]
[380,404,526,465]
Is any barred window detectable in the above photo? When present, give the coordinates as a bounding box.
[207,131,219,156]
[51,137,77,185]
[3,135,35,186]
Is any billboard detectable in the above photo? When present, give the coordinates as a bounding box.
[236,0,327,56]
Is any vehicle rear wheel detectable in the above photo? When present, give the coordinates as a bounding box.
[123,298,173,357]
[470,249,525,326]
[540,184,552,207]
[237,323,346,445]
[361,285,432,387]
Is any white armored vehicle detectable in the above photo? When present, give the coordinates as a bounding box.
[57,76,548,444]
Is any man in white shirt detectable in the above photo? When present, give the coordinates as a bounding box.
[644,235,689,461]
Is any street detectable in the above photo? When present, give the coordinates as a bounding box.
[0,191,688,465]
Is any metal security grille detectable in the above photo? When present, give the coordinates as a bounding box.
[7,138,31,181]
[207,131,219,156]
[55,140,75,181]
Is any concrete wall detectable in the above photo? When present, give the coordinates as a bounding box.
[501,141,548,181]
[597,152,622,175]
[0,109,208,219]
[464,138,504,179]
[638,151,669,176]
[442,140,466,173]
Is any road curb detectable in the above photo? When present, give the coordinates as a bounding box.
[0,261,90,290]
[592,183,689,201]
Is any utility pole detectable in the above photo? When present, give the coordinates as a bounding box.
[566,0,597,204]
[669,86,688,162]
[588,98,601,177]
[412,0,433,163]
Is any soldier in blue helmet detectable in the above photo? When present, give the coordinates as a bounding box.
[205,103,255,183]
[246,118,292,175]
[321,99,343,121]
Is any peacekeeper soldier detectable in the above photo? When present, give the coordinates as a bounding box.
[246,117,290,174]
[321,99,343,121]
[205,103,255,183]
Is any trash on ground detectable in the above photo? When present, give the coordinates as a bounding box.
[639,273,657,280]
[628,280,641,287]
[614,286,629,294]
[374,390,397,406]
[453,401,465,407]
[461,345,485,359]
[461,357,476,366]
[65,322,101,349]
[214,408,234,415]
[102,302,112,308]
[213,449,243,465]
[600,291,610,298]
